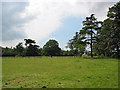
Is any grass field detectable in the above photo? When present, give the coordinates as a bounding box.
[2,57,119,88]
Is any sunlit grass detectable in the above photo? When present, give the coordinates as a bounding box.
[2,56,119,88]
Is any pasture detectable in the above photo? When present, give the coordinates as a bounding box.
[2,57,119,88]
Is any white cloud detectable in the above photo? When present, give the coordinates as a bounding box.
[23,0,116,42]
[1,0,118,47]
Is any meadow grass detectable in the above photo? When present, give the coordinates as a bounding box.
[2,56,119,88]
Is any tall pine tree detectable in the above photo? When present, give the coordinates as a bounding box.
[81,14,102,57]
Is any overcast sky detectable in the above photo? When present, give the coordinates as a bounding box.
[1,0,119,49]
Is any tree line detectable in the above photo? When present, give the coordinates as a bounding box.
[2,39,75,57]
[1,1,120,58]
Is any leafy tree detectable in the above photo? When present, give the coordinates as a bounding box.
[67,32,79,55]
[61,50,74,56]
[15,42,24,56]
[2,47,15,56]
[107,2,120,58]
[95,19,112,56]
[24,39,36,46]
[97,2,120,58]
[43,39,61,57]
[67,32,86,56]
[81,14,102,57]
[38,48,43,56]
[24,39,39,56]
[25,44,39,56]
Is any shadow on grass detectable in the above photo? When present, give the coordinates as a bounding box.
[82,56,120,60]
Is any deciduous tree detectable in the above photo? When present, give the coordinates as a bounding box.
[43,39,61,57]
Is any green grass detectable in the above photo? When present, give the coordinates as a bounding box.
[2,56,119,88]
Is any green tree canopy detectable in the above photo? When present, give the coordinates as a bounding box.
[43,39,61,56]
[15,42,24,56]
[96,2,120,58]
[24,39,36,46]
[24,39,40,56]
[67,32,86,56]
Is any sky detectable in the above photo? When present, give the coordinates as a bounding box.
[1,0,119,50]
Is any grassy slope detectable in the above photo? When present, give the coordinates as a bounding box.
[2,57,119,88]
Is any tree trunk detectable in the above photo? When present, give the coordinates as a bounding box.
[91,29,93,58]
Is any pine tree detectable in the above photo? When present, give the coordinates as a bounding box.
[81,14,102,57]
